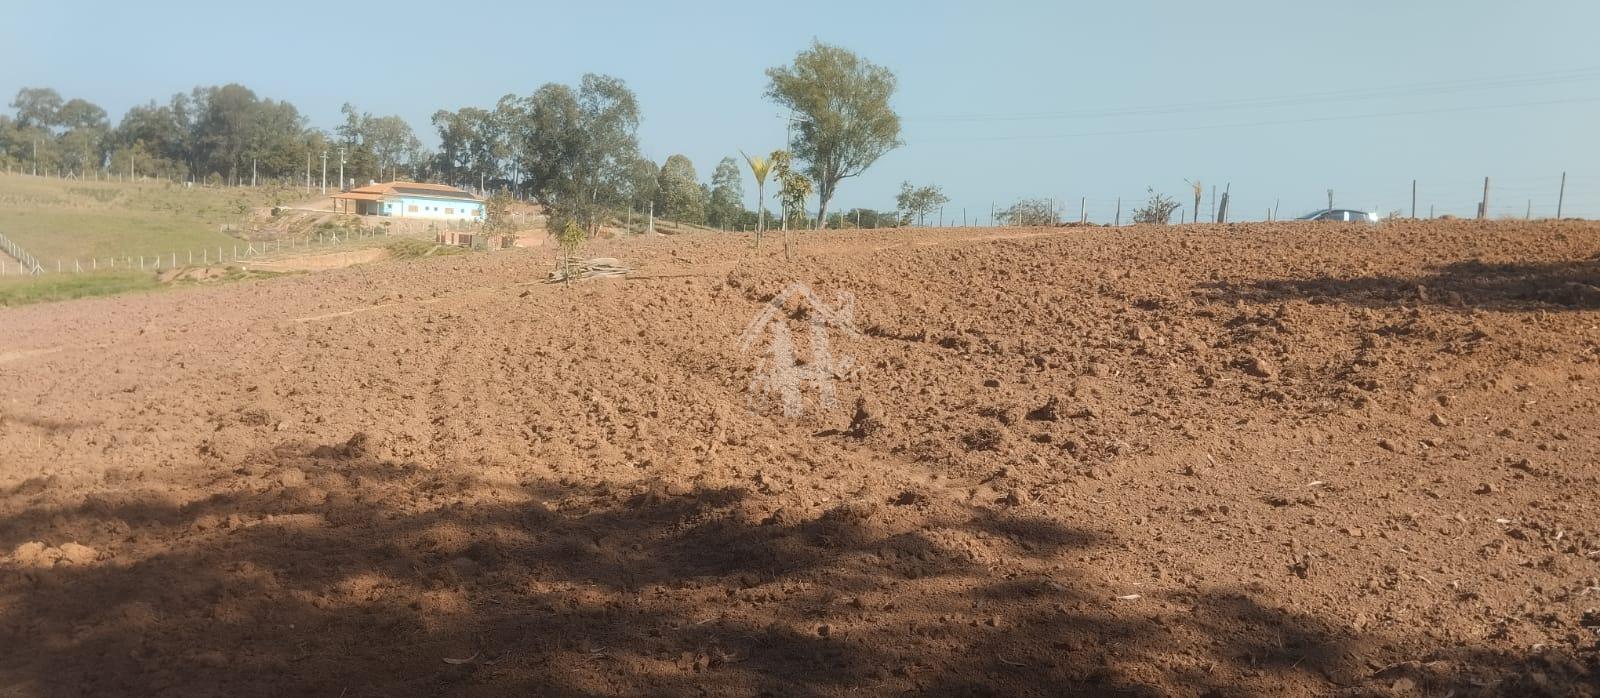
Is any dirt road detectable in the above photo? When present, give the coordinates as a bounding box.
[1,221,1597,696]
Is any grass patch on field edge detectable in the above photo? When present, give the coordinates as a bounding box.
[0,271,162,306]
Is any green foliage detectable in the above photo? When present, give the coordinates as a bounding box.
[895,182,948,226]
[998,199,1058,227]
[765,41,902,228]
[770,150,812,229]
[841,208,901,229]
[431,106,502,189]
[0,271,160,307]
[554,219,586,281]
[338,104,423,183]
[503,74,641,233]
[1132,187,1181,225]
[0,173,274,261]
[707,157,744,229]
[625,157,658,213]
[654,154,706,224]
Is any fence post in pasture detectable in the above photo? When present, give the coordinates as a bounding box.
[1557,172,1567,219]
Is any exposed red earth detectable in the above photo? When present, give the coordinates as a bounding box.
[1,220,1597,696]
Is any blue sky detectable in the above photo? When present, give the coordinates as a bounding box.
[5,0,1599,220]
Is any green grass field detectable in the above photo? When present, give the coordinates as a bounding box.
[0,270,162,306]
[0,173,296,264]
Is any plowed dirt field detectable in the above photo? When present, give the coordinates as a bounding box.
[2,221,1598,696]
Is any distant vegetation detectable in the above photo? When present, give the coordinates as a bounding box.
[0,39,914,239]
[1133,188,1181,225]
[896,182,948,226]
[0,173,273,261]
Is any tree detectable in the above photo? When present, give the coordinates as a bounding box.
[505,74,641,232]
[1132,187,1180,225]
[765,41,902,229]
[895,182,948,226]
[997,199,1057,227]
[741,150,773,247]
[841,208,898,229]
[707,157,744,229]
[624,157,659,217]
[655,154,705,224]
[770,149,812,260]
[10,88,63,129]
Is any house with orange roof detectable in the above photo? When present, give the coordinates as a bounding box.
[331,181,485,221]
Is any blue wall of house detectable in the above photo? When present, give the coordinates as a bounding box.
[381,196,484,220]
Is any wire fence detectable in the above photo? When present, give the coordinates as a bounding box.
[935,172,1594,227]
[0,226,402,277]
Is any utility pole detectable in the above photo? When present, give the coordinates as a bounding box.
[251,158,257,187]
[129,151,134,181]
[1327,189,1333,210]
[338,147,346,191]
[1209,185,1216,222]
[1079,196,1086,224]
[1557,171,1567,219]
[31,139,37,176]
[306,151,311,191]
[1411,179,1417,218]
[1114,197,1121,226]
[320,150,328,195]
[1478,177,1489,220]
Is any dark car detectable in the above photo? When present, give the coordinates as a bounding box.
[1297,209,1377,223]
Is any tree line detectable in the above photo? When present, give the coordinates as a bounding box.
[0,41,936,231]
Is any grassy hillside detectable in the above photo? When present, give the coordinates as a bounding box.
[0,173,298,264]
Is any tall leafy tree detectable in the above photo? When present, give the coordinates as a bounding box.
[10,88,64,129]
[895,182,948,226]
[625,157,659,215]
[505,74,641,231]
[765,41,902,229]
[655,154,705,224]
[4,88,110,175]
[706,157,744,229]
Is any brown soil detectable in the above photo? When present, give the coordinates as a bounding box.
[1,221,1598,696]
[243,247,390,273]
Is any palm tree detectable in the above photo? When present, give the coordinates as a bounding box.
[741,150,772,248]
